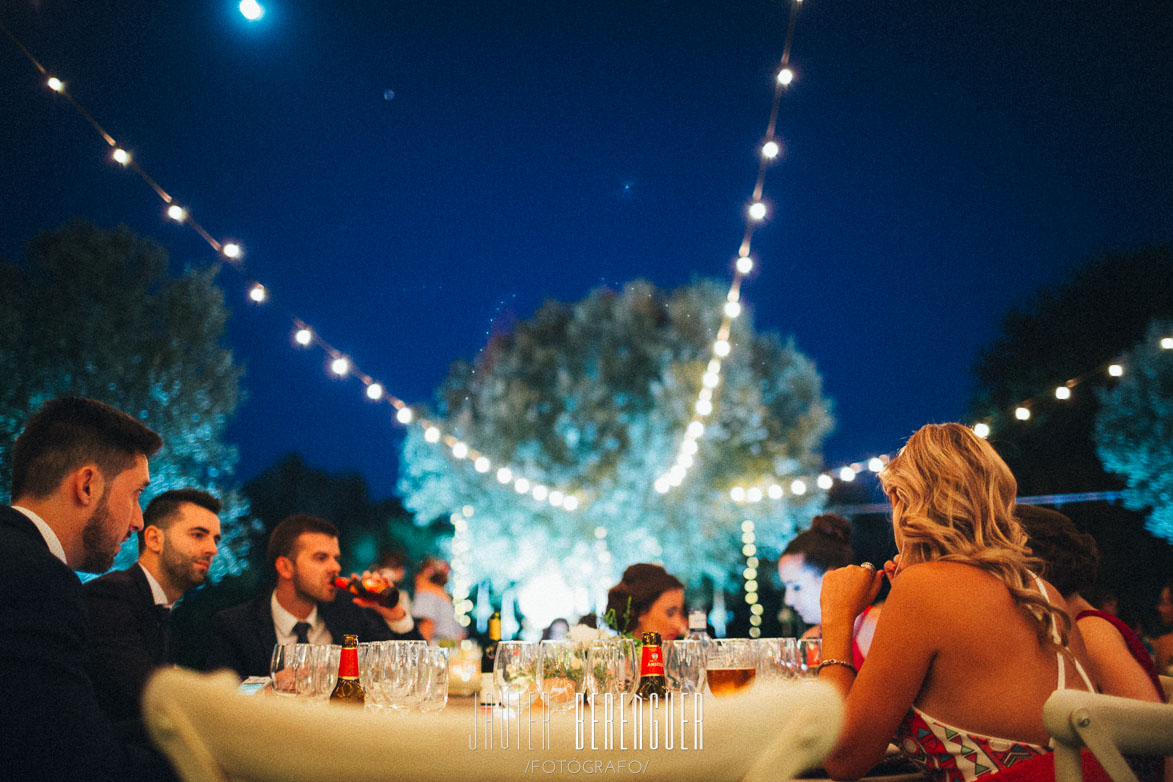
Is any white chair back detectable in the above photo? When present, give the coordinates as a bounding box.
[143,668,844,782]
[1043,688,1173,782]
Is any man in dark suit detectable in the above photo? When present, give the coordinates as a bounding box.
[86,488,223,726]
[207,513,419,679]
[0,397,173,781]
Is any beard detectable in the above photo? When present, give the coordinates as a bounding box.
[293,568,336,605]
[160,541,210,593]
[79,489,121,574]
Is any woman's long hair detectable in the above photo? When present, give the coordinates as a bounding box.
[605,563,684,635]
[880,423,1071,648]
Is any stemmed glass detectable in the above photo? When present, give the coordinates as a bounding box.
[798,638,822,677]
[756,637,799,682]
[269,643,301,696]
[664,639,705,694]
[494,641,540,712]
[587,639,637,701]
[311,644,341,699]
[705,638,757,697]
[538,640,587,712]
[382,640,427,712]
[418,647,450,713]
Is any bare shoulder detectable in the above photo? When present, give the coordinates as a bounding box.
[888,561,999,599]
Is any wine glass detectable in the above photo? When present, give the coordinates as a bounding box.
[664,639,705,694]
[418,647,450,713]
[798,638,822,677]
[705,638,757,697]
[494,641,540,712]
[359,641,390,711]
[755,637,798,682]
[293,643,316,697]
[382,640,427,712]
[538,640,586,712]
[312,644,341,699]
[269,643,300,696]
[586,639,637,701]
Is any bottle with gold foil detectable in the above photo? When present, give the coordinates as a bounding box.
[635,631,667,698]
[329,634,365,704]
[481,611,502,674]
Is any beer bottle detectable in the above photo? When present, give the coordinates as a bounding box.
[329,634,365,704]
[481,611,502,674]
[635,631,668,698]
[333,575,400,609]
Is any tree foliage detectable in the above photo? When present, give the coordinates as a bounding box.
[1095,320,1173,542]
[0,220,251,579]
[399,278,833,597]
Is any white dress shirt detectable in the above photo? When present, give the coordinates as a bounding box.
[12,505,68,566]
[270,591,331,645]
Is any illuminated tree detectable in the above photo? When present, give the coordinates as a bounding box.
[0,220,251,578]
[398,278,832,601]
[1095,320,1173,542]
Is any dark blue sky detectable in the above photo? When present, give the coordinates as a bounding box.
[2,1,1170,498]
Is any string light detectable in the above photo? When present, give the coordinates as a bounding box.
[395,407,413,424]
[449,509,473,627]
[1161,337,1173,350]
[294,327,313,346]
[247,283,266,303]
[973,422,991,439]
[112,148,130,166]
[777,68,794,86]
[222,242,242,260]
[652,0,804,496]
[1108,364,1124,377]
[1054,386,1071,400]
[366,383,383,400]
[741,519,761,637]
[166,204,186,222]
[330,357,349,376]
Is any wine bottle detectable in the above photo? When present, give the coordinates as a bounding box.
[481,610,501,674]
[329,634,365,704]
[635,631,668,698]
[333,575,399,609]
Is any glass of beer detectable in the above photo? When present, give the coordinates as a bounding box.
[798,638,822,677]
[705,638,757,697]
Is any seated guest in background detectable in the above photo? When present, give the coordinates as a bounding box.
[0,397,173,781]
[86,488,223,728]
[1016,504,1165,703]
[1156,579,1173,675]
[778,513,882,667]
[605,563,688,640]
[413,555,465,643]
[207,514,417,678]
[818,423,1100,782]
[542,617,570,640]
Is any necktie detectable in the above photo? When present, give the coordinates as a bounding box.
[293,621,311,644]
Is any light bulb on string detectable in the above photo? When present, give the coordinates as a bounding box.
[395,407,413,424]
[713,339,731,357]
[1054,386,1071,400]
[112,148,131,166]
[686,421,705,438]
[474,456,491,473]
[1108,364,1124,377]
[868,457,885,472]
[730,486,747,502]
[777,68,794,86]
[790,479,807,495]
[330,357,349,376]
[532,485,549,501]
[1015,407,1031,421]
[496,467,513,484]
[838,467,856,482]
[748,201,767,221]
[655,479,671,494]
[293,327,312,346]
[513,477,530,494]
[973,422,991,438]
[1161,337,1173,350]
[247,284,266,303]
[724,301,742,318]
[767,483,783,499]
[166,204,187,222]
[696,399,713,416]
[816,474,833,490]
[736,255,754,274]
[47,76,64,92]
[762,140,780,159]
[548,490,564,506]
[366,383,383,400]
[222,242,242,260]
[746,487,763,503]
[451,442,469,459]
[424,426,441,443]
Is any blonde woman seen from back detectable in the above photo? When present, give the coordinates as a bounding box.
[817,423,1100,782]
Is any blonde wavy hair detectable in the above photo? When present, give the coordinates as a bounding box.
[879,423,1071,648]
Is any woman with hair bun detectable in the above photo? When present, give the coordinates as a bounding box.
[777,514,881,667]
[816,423,1101,782]
[605,563,688,640]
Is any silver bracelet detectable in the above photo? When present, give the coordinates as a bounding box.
[815,658,857,676]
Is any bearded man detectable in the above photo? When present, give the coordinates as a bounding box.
[85,489,222,727]
[0,396,173,781]
[207,513,419,679]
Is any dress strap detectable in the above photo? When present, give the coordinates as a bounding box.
[1030,572,1095,692]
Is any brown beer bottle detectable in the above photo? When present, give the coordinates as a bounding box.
[635,631,668,698]
[329,634,365,704]
[333,575,399,609]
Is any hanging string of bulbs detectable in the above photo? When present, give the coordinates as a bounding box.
[728,340,1173,505]
[0,19,584,514]
[651,0,804,496]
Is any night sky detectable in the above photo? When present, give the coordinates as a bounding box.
[2,1,1170,499]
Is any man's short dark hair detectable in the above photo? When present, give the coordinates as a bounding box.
[266,514,339,573]
[138,488,222,548]
[11,397,163,500]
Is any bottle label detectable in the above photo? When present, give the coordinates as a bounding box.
[640,644,665,676]
[339,646,360,679]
